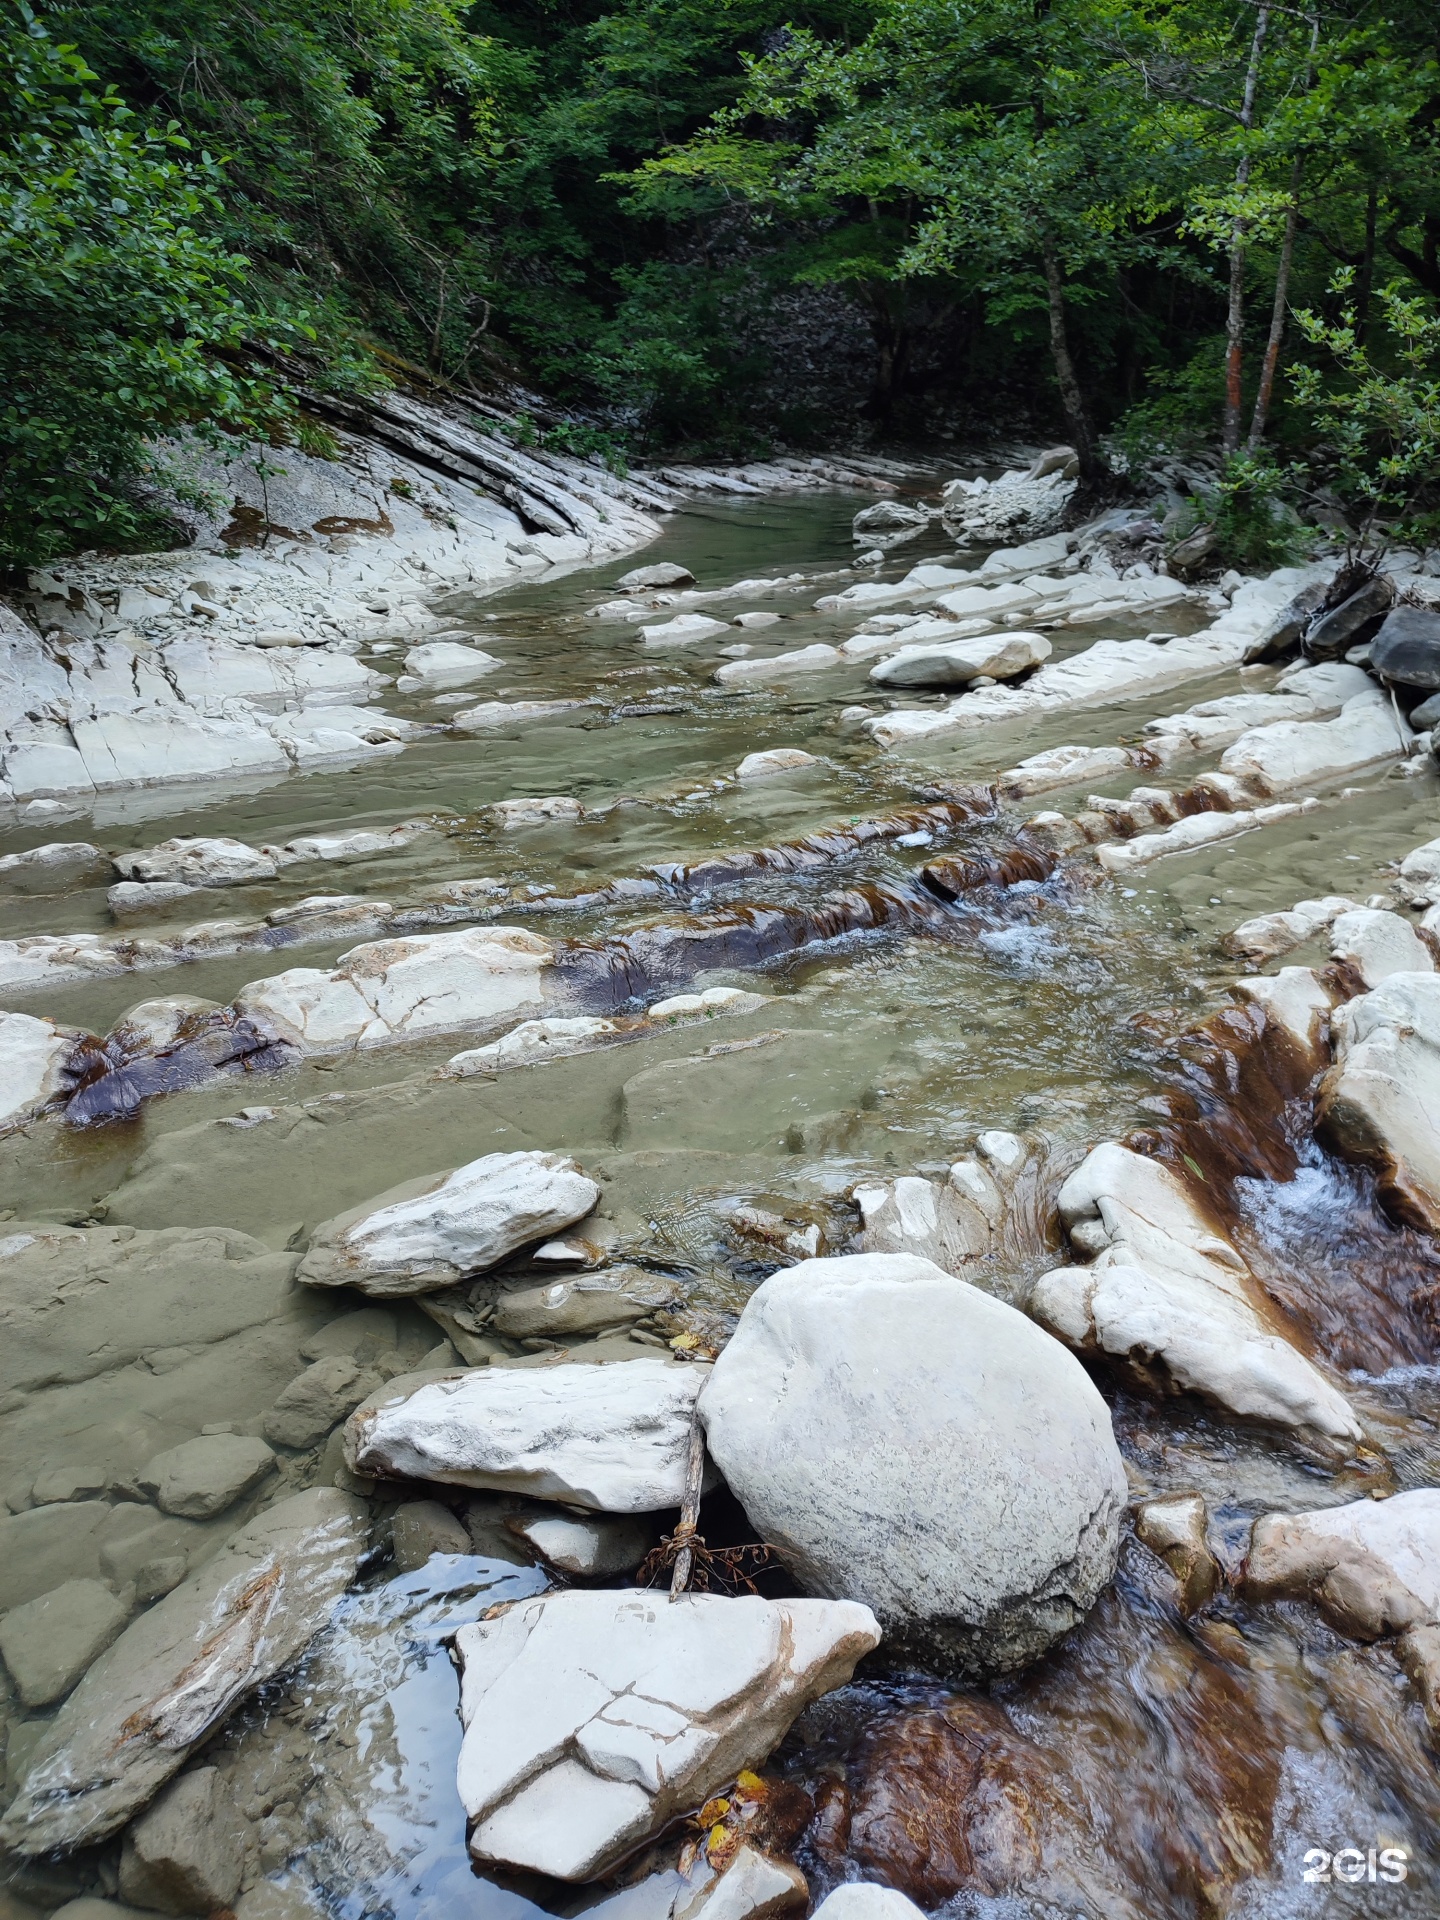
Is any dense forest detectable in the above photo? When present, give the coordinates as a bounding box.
[1,0,1437,566]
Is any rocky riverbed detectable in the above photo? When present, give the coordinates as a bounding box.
[3,421,1440,1920]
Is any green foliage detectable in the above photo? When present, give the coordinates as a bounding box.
[1291,272,1440,550]
[1208,455,1313,571]
[0,2,300,566]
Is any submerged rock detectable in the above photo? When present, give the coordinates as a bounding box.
[1319,971,1440,1230]
[620,562,696,591]
[113,836,279,888]
[0,1007,77,1127]
[715,645,839,685]
[396,640,501,689]
[699,1252,1126,1676]
[1030,1143,1362,1447]
[390,1498,472,1570]
[0,1579,129,1708]
[117,1766,247,1915]
[1218,690,1410,793]
[453,1587,879,1879]
[345,1357,705,1509]
[0,1488,367,1854]
[298,1149,600,1294]
[138,1433,276,1518]
[734,748,818,781]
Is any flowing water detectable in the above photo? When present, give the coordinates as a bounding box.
[2,492,1439,1919]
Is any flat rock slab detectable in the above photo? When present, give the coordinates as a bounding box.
[1319,972,1440,1230]
[298,1150,600,1294]
[139,1433,276,1518]
[345,1358,706,1510]
[0,1488,367,1854]
[1030,1142,1362,1447]
[0,1578,130,1708]
[454,1587,879,1879]
[232,926,553,1053]
[700,1252,1126,1677]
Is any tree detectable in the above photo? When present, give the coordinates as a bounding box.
[0,3,297,567]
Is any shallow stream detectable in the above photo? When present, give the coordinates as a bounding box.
[2,493,1439,1920]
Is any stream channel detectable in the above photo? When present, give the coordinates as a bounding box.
[2,489,1439,1920]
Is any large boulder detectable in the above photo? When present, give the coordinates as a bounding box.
[345,1357,706,1510]
[0,1489,367,1854]
[1030,1143,1362,1448]
[698,1252,1126,1676]
[231,926,553,1052]
[453,1587,879,1879]
[297,1150,599,1294]
[1318,971,1440,1230]
[1368,602,1440,687]
[868,631,1050,690]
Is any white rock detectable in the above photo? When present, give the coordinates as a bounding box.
[113,836,278,887]
[732,612,782,630]
[452,700,589,730]
[508,1512,654,1578]
[108,880,201,919]
[298,1149,599,1294]
[232,925,553,1052]
[1329,907,1434,986]
[0,1489,367,1854]
[641,615,730,648]
[850,1174,996,1271]
[699,1252,1126,1675]
[868,630,1050,689]
[71,709,292,788]
[930,581,1042,621]
[619,563,696,591]
[0,1009,75,1127]
[1396,834,1440,907]
[1226,896,1362,964]
[453,1587,879,1879]
[1095,803,1307,871]
[1233,968,1336,1061]
[811,1893,923,1920]
[346,1357,704,1509]
[1246,1489,1440,1635]
[1030,1143,1362,1445]
[674,1846,807,1920]
[1001,743,1137,798]
[648,986,767,1021]
[0,841,111,888]
[277,819,433,863]
[733,749,818,781]
[715,646,839,686]
[448,1016,618,1073]
[396,641,502,689]
[491,795,585,828]
[1220,691,1411,793]
[1320,971,1440,1229]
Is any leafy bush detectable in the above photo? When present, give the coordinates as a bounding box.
[0,5,296,567]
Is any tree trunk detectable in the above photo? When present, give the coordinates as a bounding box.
[1355,182,1378,345]
[1222,4,1271,455]
[1247,156,1302,450]
[1041,240,1098,481]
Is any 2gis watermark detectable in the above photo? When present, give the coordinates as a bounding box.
[1302,1847,1412,1886]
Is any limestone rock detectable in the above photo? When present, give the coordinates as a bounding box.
[620,563,696,591]
[138,1434,276,1519]
[647,987,766,1020]
[262,1355,374,1449]
[1029,1143,1362,1447]
[1224,895,1361,965]
[641,615,729,648]
[491,1267,679,1340]
[298,1150,600,1295]
[117,1766,247,1915]
[390,1499,472,1570]
[491,795,584,828]
[0,1009,76,1127]
[1318,971,1440,1229]
[0,1580,129,1708]
[345,1357,705,1510]
[734,749,817,781]
[113,837,278,888]
[1244,1489,1440,1732]
[452,699,589,730]
[699,1252,1126,1676]
[715,645,838,685]
[453,1587,879,1879]
[1233,968,1336,1065]
[1397,833,1440,907]
[868,631,1050,689]
[1000,743,1137,798]
[1328,907,1433,986]
[675,1847,807,1920]
[447,1017,618,1074]
[850,1171,999,1271]
[396,641,501,689]
[1218,690,1410,793]
[232,926,554,1053]
[0,842,112,890]
[811,1891,925,1920]
[1135,1493,1219,1613]
[0,1489,367,1854]
[507,1510,654,1577]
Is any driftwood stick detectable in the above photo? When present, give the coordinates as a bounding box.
[669,1413,707,1601]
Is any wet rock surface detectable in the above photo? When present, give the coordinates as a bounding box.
[4,492,1440,1919]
